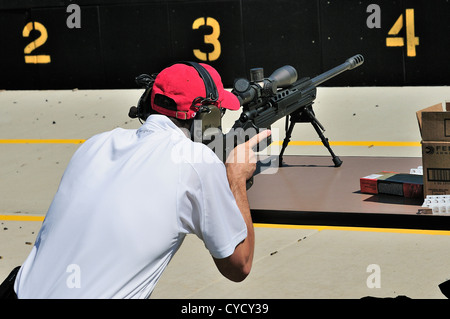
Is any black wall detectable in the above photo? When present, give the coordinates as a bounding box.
[0,0,449,89]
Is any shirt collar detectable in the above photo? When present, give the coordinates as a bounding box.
[136,114,189,139]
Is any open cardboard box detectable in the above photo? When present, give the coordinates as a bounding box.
[416,101,450,196]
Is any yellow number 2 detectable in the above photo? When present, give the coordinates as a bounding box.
[23,21,51,64]
[386,9,419,57]
[192,17,221,62]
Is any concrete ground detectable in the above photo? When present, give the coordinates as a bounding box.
[1,86,450,298]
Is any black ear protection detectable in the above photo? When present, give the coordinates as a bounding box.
[180,61,223,142]
[128,73,158,122]
[129,62,225,142]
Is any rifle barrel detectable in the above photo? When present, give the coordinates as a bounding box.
[310,54,364,87]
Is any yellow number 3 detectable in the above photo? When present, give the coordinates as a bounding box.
[192,17,221,62]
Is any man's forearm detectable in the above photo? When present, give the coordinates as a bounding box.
[212,175,255,282]
[216,130,270,281]
[228,178,254,242]
[227,176,255,276]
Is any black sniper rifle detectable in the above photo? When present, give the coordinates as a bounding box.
[221,54,364,163]
[209,54,364,188]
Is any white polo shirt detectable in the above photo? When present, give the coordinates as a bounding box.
[14,115,247,299]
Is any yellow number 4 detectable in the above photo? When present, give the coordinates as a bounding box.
[386,9,419,57]
[192,17,221,62]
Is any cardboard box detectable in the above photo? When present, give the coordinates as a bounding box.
[416,102,450,196]
[360,172,397,194]
[360,172,423,198]
[378,173,423,198]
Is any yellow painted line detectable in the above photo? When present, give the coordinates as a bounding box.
[0,215,45,222]
[1,217,448,236]
[0,139,420,147]
[254,223,450,236]
[272,141,421,147]
[0,139,85,144]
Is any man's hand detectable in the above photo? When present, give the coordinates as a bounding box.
[225,130,272,184]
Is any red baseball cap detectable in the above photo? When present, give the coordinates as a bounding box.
[150,63,241,120]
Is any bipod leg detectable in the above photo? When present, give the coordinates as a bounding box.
[310,120,343,167]
[279,115,296,167]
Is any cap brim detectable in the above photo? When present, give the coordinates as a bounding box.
[220,89,241,111]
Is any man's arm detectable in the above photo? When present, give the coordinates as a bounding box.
[213,130,271,282]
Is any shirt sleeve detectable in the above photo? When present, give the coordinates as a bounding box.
[177,144,248,259]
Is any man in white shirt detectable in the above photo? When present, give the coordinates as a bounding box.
[13,62,270,298]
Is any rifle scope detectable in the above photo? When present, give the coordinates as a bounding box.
[233,65,298,105]
[233,54,364,106]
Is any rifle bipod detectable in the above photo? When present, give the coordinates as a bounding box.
[278,105,343,168]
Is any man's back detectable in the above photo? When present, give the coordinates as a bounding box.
[14,115,246,298]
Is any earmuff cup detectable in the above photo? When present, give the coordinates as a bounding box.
[129,73,157,122]
[190,104,222,142]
